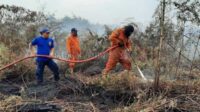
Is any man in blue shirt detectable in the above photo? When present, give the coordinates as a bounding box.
[30,28,60,85]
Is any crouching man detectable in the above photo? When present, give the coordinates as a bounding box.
[102,25,134,77]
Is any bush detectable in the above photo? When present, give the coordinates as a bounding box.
[0,43,35,82]
[0,43,9,67]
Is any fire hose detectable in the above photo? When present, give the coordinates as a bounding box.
[0,46,118,71]
[0,45,147,81]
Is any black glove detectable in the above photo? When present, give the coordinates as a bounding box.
[118,42,124,47]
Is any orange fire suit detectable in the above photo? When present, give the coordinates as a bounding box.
[103,28,132,74]
[66,35,81,69]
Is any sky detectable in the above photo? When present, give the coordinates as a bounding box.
[1,0,159,26]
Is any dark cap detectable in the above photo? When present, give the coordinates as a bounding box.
[40,28,50,34]
[71,28,77,33]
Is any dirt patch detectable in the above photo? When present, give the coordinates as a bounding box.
[0,82,20,96]
[0,74,138,111]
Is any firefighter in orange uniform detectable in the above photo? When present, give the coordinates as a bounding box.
[102,25,134,76]
[66,28,81,74]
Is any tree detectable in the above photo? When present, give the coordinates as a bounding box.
[0,5,46,53]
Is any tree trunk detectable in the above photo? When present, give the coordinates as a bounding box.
[154,0,166,90]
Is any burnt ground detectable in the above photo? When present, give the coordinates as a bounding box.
[0,73,138,112]
[0,70,200,112]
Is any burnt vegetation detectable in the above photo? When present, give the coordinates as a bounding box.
[0,0,200,111]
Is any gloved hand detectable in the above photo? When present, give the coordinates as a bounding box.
[118,42,124,47]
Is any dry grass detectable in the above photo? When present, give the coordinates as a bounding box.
[0,95,23,112]
[0,71,200,111]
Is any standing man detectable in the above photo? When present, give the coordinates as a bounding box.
[30,28,60,85]
[102,25,134,77]
[66,28,81,75]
